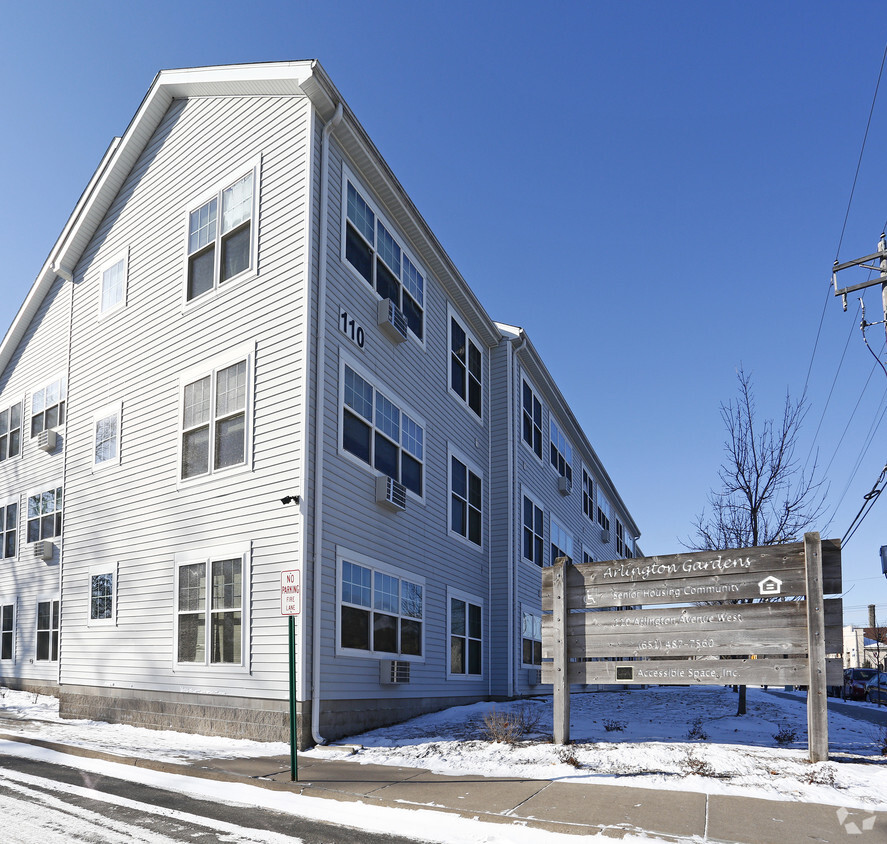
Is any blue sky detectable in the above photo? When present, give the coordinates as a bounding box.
[2,1,886,627]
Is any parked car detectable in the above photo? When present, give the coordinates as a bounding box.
[865,673,887,705]
[842,667,878,700]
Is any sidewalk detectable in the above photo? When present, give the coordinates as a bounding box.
[0,726,884,843]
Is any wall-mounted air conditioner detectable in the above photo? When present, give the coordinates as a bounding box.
[37,430,57,452]
[557,475,572,496]
[527,668,542,686]
[375,475,407,512]
[33,541,54,561]
[380,660,411,684]
[601,528,610,544]
[377,298,408,343]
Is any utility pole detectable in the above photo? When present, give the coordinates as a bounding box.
[832,233,887,347]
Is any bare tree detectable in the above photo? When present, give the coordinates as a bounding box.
[690,366,827,714]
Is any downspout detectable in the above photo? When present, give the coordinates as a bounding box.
[311,102,343,746]
[52,262,75,689]
[509,332,527,698]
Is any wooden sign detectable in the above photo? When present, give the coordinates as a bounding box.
[541,533,841,762]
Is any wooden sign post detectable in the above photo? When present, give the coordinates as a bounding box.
[542,534,842,762]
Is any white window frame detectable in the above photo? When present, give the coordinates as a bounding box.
[616,519,634,558]
[521,489,545,567]
[550,517,573,564]
[177,342,254,486]
[92,402,122,470]
[448,445,483,549]
[341,166,426,345]
[598,493,612,533]
[582,469,595,524]
[448,305,483,421]
[521,378,543,462]
[0,397,24,463]
[521,607,542,667]
[30,375,66,439]
[35,597,59,662]
[338,353,426,501]
[447,586,484,679]
[1,496,18,561]
[182,157,261,308]
[0,600,15,662]
[549,418,573,483]
[582,546,595,564]
[26,483,62,544]
[173,544,250,672]
[335,547,425,661]
[87,562,117,627]
[98,249,128,316]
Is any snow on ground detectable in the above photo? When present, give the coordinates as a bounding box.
[2,685,886,814]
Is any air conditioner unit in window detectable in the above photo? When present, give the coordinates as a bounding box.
[376,475,407,512]
[601,528,610,544]
[377,298,408,343]
[557,475,572,495]
[33,541,54,561]
[37,429,57,452]
[380,660,411,684]
[527,668,542,686]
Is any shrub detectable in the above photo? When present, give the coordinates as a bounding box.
[681,751,715,777]
[773,724,798,746]
[603,719,626,732]
[686,716,709,741]
[557,747,582,768]
[482,706,540,744]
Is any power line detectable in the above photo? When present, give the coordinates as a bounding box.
[842,462,887,547]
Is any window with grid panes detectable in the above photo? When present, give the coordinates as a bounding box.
[339,558,423,657]
[597,493,611,532]
[27,488,61,542]
[0,502,16,559]
[344,180,424,339]
[342,365,424,496]
[181,360,248,480]
[0,402,22,461]
[449,595,482,676]
[582,470,595,522]
[550,518,573,563]
[177,556,243,665]
[521,611,542,666]
[187,171,255,300]
[549,419,573,482]
[522,381,542,459]
[36,600,58,661]
[522,495,544,566]
[450,455,482,546]
[30,378,65,437]
[450,315,482,417]
[0,604,13,660]
[616,519,634,558]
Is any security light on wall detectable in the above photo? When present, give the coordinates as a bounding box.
[280,495,300,505]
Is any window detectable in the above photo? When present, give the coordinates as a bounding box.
[93,404,121,468]
[450,313,482,418]
[582,470,595,522]
[616,519,634,558]
[176,551,246,666]
[1,604,13,660]
[582,547,594,564]
[187,169,256,301]
[0,401,22,461]
[449,590,482,676]
[522,381,542,459]
[181,357,249,480]
[27,487,62,542]
[450,453,482,546]
[344,178,424,339]
[89,565,115,624]
[521,611,542,666]
[597,493,611,532]
[338,553,423,658]
[1,501,16,559]
[341,363,424,496]
[30,377,65,437]
[522,495,544,566]
[100,253,127,314]
[36,599,59,661]
[549,419,572,483]
[550,518,573,563]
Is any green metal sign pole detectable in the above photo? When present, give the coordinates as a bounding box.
[288,613,298,781]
